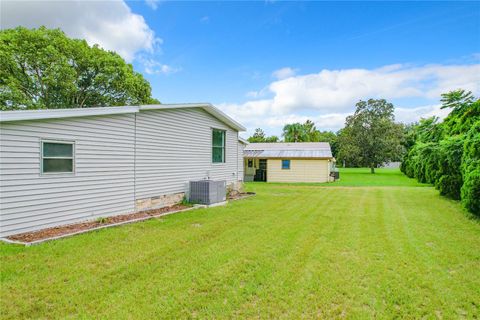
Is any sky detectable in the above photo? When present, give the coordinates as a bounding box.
[2,0,480,137]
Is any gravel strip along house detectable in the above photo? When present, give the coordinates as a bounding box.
[0,104,245,237]
[243,142,335,183]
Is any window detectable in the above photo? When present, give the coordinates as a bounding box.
[282,159,290,170]
[41,141,74,173]
[248,159,253,168]
[212,129,225,163]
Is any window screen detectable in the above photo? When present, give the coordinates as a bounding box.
[42,141,74,173]
[282,159,290,170]
[212,129,225,163]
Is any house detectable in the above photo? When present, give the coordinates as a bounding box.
[237,137,248,183]
[0,104,245,237]
[243,142,335,183]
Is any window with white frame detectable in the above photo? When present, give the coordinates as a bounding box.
[212,129,226,163]
[41,141,74,173]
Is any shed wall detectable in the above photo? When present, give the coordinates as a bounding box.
[0,114,136,236]
[267,159,330,183]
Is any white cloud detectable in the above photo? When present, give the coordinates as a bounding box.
[145,0,160,10]
[245,86,270,98]
[246,91,260,98]
[141,58,181,75]
[200,16,210,23]
[268,63,480,114]
[272,67,297,80]
[395,104,451,124]
[1,0,160,62]
[219,63,479,137]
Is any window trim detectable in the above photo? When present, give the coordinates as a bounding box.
[40,139,75,175]
[281,159,291,170]
[212,128,226,164]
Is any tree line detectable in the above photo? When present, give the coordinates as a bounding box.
[247,121,339,155]
[401,90,479,216]
[249,98,403,173]
[248,90,479,215]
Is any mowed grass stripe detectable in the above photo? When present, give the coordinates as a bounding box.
[1,169,479,318]
[233,189,338,318]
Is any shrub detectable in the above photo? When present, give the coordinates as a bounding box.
[460,121,480,215]
[461,166,480,215]
[435,136,464,199]
[401,91,480,215]
[180,196,195,206]
[96,217,108,224]
[405,142,440,184]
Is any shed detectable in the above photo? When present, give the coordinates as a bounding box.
[243,142,335,183]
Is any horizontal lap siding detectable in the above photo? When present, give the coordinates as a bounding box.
[267,159,329,183]
[238,142,245,181]
[135,108,239,199]
[0,114,135,236]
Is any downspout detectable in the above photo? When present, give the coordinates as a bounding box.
[236,132,239,184]
[133,112,137,211]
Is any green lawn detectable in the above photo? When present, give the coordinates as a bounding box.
[331,167,429,186]
[1,169,479,318]
[267,167,428,187]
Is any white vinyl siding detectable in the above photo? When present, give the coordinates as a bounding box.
[0,107,241,237]
[134,108,239,200]
[0,114,136,236]
[237,141,245,181]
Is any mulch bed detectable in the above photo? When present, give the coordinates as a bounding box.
[227,192,256,201]
[6,204,191,243]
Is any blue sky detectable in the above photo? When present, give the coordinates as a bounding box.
[3,0,480,136]
[128,1,480,104]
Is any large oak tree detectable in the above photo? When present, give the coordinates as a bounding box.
[337,99,404,173]
[0,27,159,110]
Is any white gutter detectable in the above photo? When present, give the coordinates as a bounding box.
[0,106,139,122]
[0,103,246,132]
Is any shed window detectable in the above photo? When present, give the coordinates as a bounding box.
[41,141,74,173]
[212,129,226,163]
[282,159,290,170]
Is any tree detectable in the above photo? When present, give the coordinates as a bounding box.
[440,89,475,110]
[248,128,266,142]
[337,99,403,173]
[264,135,280,143]
[302,120,318,141]
[0,26,159,110]
[280,120,338,155]
[247,128,279,143]
[282,123,308,142]
[316,130,338,156]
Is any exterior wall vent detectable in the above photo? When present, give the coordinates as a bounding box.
[189,180,227,205]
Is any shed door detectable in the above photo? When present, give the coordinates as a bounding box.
[254,159,267,182]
